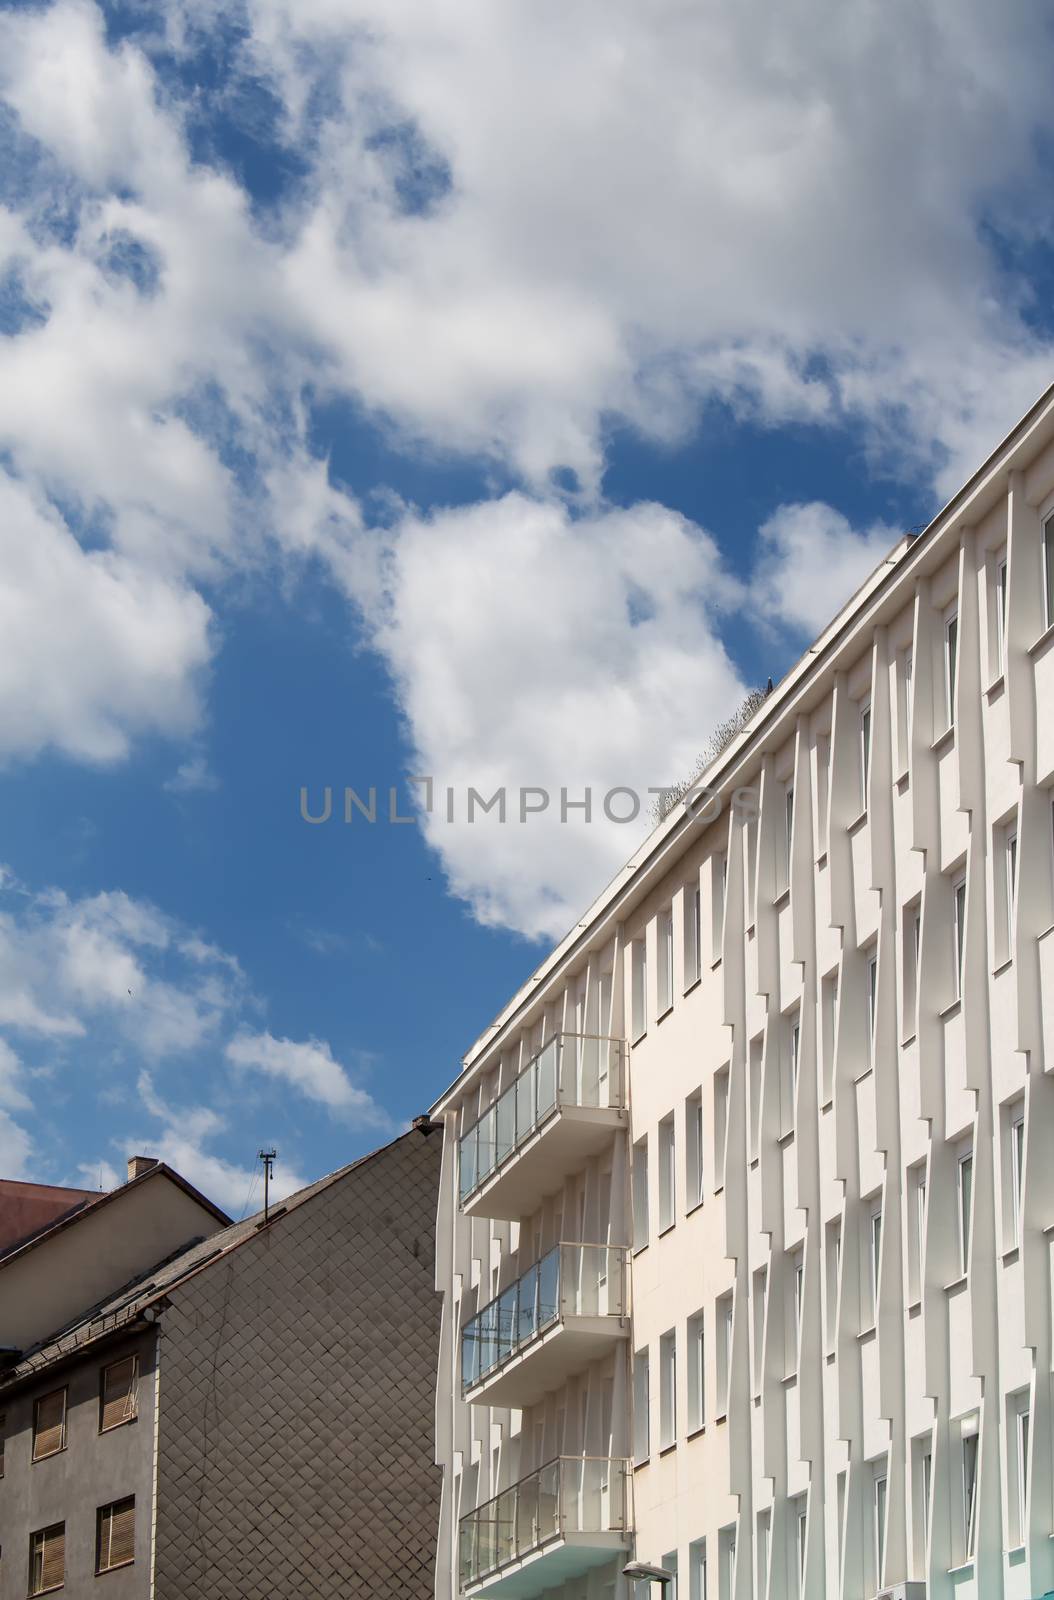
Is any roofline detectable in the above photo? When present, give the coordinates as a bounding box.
[0,1123,439,1393]
[0,1164,232,1272]
[433,377,1054,1113]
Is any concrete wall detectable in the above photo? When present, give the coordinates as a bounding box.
[153,1126,443,1599]
[0,1331,156,1600]
[0,1174,226,1352]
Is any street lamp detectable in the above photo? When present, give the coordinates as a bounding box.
[623,1560,676,1593]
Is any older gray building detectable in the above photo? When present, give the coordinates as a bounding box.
[0,1122,442,1598]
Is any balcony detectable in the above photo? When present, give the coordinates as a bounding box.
[459,1456,632,1597]
[459,1034,626,1220]
[461,1243,628,1408]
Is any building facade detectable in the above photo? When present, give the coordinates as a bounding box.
[0,1124,443,1599]
[433,385,1054,1600]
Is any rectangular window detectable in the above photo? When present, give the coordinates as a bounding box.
[684,881,702,989]
[912,1433,933,1570]
[751,1266,767,1397]
[749,1034,764,1160]
[784,783,795,887]
[632,1137,649,1252]
[32,1389,67,1462]
[1010,1391,1031,1547]
[945,608,959,728]
[1004,823,1018,956]
[782,1009,801,1136]
[874,1468,888,1586]
[903,898,922,1039]
[756,1510,770,1597]
[28,1523,64,1595]
[860,701,872,809]
[633,1348,650,1464]
[1009,1103,1025,1248]
[712,853,727,963]
[824,1220,841,1352]
[658,1113,676,1234]
[685,1089,704,1211]
[957,1147,973,1277]
[816,732,831,843]
[716,1293,733,1415]
[865,949,878,1070]
[719,1527,737,1600]
[689,1538,707,1600]
[909,1162,927,1302]
[687,1310,705,1433]
[953,875,967,998]
[631,938,647,1040]
[714,1067,729,1189]
[903,650,913,754]
[996,553,1009,673]
[868,1203,883,1323]
[821,971,838,1103]
[100,1355,139,1432]
[659,1329,677,1450]
[793,1494,808,1596]
[1045,516,1054,630]
[662,1552,679,1600]
[657,909,674,1016]
[96,1497,135,1573]
[791,1250,804,1370]
[962,1423,979,1558]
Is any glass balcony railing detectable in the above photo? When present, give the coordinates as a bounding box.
[459,1456,631,1591]
[459,1034,625,1205]
[461,1242,627,1394]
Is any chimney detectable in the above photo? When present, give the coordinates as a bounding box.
[127,1156,159,1182]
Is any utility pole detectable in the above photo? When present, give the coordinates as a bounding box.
[258,1148,277,1222]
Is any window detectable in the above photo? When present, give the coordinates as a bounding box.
[957,1146,974,1277]
[859,701,871,809]
[632,1137,649,1252]
[711,853,727,963]
[685,1089,704,1211]
[96,1497,135,1573]
[821,971,838,1103]
[1045,515,1054,630]
[658,1114,676,1234]
[953,875,967,997]
[784,783,795,887]
[1003,821,1018,957]
[1009,1390,1031,1547]
[687,1310,705,1432]
[688,1538,707,1600]
[749,1034,763,1160]
[100,1355,139,1432]
[781,1009,800,1136]
[899,649,914,768]
[716,1293,733,1415]
[961,1418,980,1559]
[756,1510,770,1597]
[714,1067,729,1189]
[684,881,702,989]
[793,1494,808,1596]
[28,1523,64,1595]
[657,909,674,1016]
[868,1202,883,1324]
[631,938,647,1040]
[1008,1102,1025,1248]
[912,1433,933,1570]
[995,553,1009,674]
[751,1266,767,1396]
[945,607,959,728]
[791,1249,804,1370]
[909,1162,927,1302]
[824,1220,841,1351]
[873,1466,888,1586]
[865,949,878,1071]
[633,1348,650,1464]
[32,1389,67,1462]
[719,1526,737,1600]
[659,1329,677,1450]
[661,1551,679,1600]
[816,732,831,842]
[903,898,922,1039]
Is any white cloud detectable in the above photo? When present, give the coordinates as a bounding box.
[164,755,220,795]
[752,502,901,638]
[0,1110,33,1179]
[225,1030,392,1126]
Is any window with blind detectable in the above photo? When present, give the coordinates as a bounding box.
[100,1356,139,1432]
[29,1522,64,1594]
[97,1498,135,1573]
[32,1390,67,1461]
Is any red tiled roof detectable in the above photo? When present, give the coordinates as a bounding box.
[0,1179,100,1257]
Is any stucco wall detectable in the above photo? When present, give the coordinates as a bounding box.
[154,1126,442,1598]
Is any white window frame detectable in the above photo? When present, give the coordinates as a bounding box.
[684,880,702,990]
[688,1538,707,1600]
[957,1144,974,1278]
[657,908,674,1018]
[751,1265,767,1397]
[782,1008,800,1136]
[794,1493,808,1596]
[953,874,967,998]
[711,852,727,964]
[716,1292,733,1416]
[1004,821,1018,958]
[824,1220,840,1353]
[687,1309,705,1433]
[961,1418,979,1560]
[1010,1390,1031,1548]
[873,1465,888,1588]
[859,699,872,810]
[909,1161,927,1302]
[685,1089,704,1212]
[659,1328,677,1451]
[1009,1103,1025,1248]
[631,937,647,1040]
[868,1201,883,1325]
[633,1347,650,1465]
[632,1136,649,1253]
[658,1113,676,1235]
[865,948,878,1070]
[944,604,959,729]
[996,551,1009,674]
[714,1066,729,1190]
[899,649,914,770]
[790,1248,804,1372]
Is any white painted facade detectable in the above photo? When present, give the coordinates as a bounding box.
[433,384,1054,1600]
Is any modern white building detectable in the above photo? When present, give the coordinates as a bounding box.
[432,383,1054,1600]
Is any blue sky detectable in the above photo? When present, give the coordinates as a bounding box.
[1,0,1053,1212]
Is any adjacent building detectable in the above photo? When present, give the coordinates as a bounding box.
[0,1122,443,1598]
[432,384,1054,1600]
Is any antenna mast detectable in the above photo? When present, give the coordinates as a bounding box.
[258,1148,277,1222]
